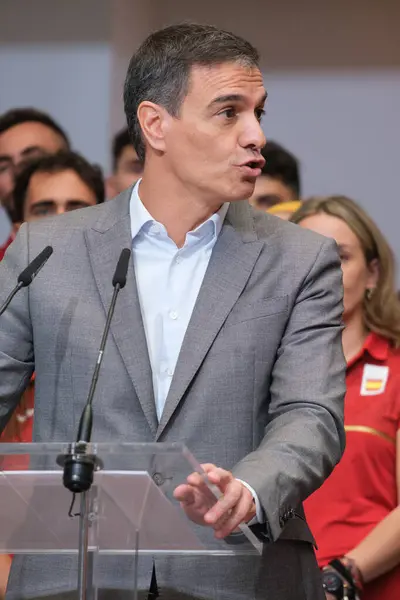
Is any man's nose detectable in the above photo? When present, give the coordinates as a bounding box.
[240,116,266,150]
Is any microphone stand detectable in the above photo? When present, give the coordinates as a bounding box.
[0,281,23,316]
[57,249,131,600]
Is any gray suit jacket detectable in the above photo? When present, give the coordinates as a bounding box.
[0,191,346,599]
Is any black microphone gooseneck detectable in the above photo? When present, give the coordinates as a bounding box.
[61,248,131,494]
[0,245,53,316]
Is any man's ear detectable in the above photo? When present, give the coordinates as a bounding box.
[137,101,170,155]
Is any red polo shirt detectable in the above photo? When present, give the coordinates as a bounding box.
[304,332,400,599]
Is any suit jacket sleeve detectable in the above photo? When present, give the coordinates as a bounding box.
[232,237,346,541]
[0,224,34,432]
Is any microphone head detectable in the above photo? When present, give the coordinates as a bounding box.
[18,245,53,287]
[112,248,131,289]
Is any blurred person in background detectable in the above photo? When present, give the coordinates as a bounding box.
[0,108,70,259]
[291,196,400,600]
[106,127,143,198]
[11,150,104,226]
[0,151,104,598]
[248,140,301,211]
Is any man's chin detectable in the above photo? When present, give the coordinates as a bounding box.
[200,178,255,204]
[230,179,256,201]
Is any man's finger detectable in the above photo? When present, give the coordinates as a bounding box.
[187,471,209,488]
[186,473,217,506]
[204,480,242,524]
[199,463,218,473]
[214,490,254,538]
[173,484,196,505]
[206,467,233,490]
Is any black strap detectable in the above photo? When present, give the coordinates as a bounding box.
[330,559,355,588]
[147,564,159,599]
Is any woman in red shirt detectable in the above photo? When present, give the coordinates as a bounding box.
[291,196,400,599]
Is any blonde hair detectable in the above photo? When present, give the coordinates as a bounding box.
[291,195,400,347]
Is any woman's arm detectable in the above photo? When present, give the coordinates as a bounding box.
[345,430,400,582]
[0,554,11,599]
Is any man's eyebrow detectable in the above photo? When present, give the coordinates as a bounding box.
[208,92,268,108]
[21,146,43,157]
[30,200,55,208]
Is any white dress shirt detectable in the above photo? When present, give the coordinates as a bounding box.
[130,180,229,420]
[130,181,262,522]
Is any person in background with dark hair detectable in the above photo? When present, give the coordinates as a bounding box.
[0,107,70,203]
[0,108,70,259]
[0,151,104,598]
[12,150,104,226]
[292,196,400,600]
[248,140,301,211]
[106,127,143,198]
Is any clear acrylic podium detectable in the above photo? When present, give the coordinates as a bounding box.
[0,442,261,599]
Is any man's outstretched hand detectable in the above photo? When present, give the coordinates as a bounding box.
[173,463,256,539]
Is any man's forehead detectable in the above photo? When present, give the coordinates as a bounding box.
[28,169,91,198]
[0,122,62,146]
[189,62,266,99]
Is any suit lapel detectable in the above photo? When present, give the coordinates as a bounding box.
[156,202,264,439]
[85,191,158,435]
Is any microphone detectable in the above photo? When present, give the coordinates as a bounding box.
[60,248,131,494]
[0,245,53,316]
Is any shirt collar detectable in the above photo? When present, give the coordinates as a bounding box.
[347,331,390,368]
[129,179,155,240]
[129,179,229,242]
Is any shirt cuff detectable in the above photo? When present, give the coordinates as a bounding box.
[236,479,264,524]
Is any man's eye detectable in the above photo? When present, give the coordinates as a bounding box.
[32,207,52,217]
[220,108,237,119]
[0,163,12,175]
[255,108,266,122]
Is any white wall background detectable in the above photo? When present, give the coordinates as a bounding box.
[1,0,400,275]
[110,0,156,133]
[0,44,111,171]
[0,0,112,171]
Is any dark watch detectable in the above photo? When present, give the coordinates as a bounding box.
[322,570,344,598]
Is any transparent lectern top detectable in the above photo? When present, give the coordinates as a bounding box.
[0,442,262,556]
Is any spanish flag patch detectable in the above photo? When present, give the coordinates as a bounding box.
[360,364,389,396]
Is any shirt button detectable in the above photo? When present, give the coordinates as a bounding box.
[175,255,182,264]
[150,223,160,234]
[166,368,173,378]
[169,310,178,320]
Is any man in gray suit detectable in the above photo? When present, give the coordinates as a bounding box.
[0,23,346,600]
